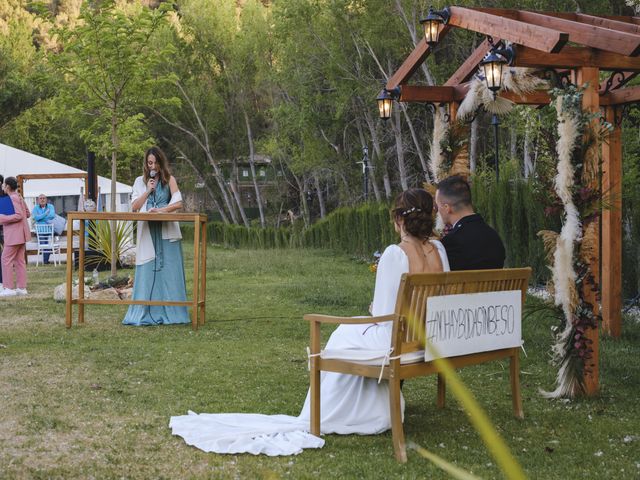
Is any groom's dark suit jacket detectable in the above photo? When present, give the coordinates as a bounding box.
[441,213,505,271]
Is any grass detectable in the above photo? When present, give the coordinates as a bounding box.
[0,246,639,479]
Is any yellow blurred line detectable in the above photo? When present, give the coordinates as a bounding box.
[409,313,527,479]
[409,442,482,480]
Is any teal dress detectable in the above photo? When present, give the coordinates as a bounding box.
[123,181,190,326]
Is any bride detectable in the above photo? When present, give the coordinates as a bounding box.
[170,188,450,455]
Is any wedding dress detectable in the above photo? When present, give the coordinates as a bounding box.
[169,241,450,456]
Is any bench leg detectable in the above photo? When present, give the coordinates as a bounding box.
[310,320,321,436]
[389,373,407,463]
[510,349,524,419]
[310,363,320,436]
[437,373,446,409]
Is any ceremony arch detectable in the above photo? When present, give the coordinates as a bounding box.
[384,7,640,396]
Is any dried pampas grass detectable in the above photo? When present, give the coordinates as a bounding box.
[542,91,585,399]
[580,221,598,264]
[502,67,549,96]
[429,108,447,183]
[456,66,544,120]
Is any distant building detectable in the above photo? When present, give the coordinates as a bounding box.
[179,154,282,220]
[221,154,278,208]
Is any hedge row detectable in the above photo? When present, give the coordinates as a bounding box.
[182,178,559,283]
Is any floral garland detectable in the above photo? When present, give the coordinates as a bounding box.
[539,84,612,398]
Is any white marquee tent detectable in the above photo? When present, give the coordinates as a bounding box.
[0,143,131,213]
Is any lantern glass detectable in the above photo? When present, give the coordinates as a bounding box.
[482,57,504,92]
[423,19,440,45]
[377,97,393,120]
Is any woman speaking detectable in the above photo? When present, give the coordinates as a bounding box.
[123,146,190,326]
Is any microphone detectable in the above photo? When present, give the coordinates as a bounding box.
[149,169,157,207]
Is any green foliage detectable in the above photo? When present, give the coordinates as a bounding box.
[471,169,560,285]
[50,0,177,181]
[186,180,560,285]
[182,203,396,256]
[301,203,397,256]
[86,220,134,269]
[621,108,640,298]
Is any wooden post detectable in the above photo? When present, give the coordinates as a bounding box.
[78,218,85,324]
[192,215,201,330]
[601,106,623,337]
[65,215,74,328]
[576,67,600,396]
[199,216,207,326]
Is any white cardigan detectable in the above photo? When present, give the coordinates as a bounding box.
[132,176,183,266]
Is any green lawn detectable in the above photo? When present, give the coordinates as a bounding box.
[1,247,638,479]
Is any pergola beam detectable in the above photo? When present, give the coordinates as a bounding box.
[399,85,456,103]
[444,38,493,86]
[400,83,640,107]
[475,8,640,56]
[603,15,640,26]
[514,46,640,70]
[551,12,640,35]
[386,26,452,89]
[400,84,551,106]
[448,7,568,53]
[601,84,640,106]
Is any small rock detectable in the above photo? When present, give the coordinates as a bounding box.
[89,287,120,301]
[118,287,133,300]
[53,283,89,302]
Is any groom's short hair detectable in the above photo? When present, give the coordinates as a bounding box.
[437,176,472,210]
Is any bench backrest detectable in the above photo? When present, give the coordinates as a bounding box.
[392,268,531,357]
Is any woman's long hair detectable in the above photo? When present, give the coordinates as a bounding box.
[143,146,171,186]
[392,188,435,242]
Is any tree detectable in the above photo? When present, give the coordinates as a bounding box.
[52,1,175,276]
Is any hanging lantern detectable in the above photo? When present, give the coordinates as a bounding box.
[376,87,401,120]
[481,50,507,93]
[419,7,450,47]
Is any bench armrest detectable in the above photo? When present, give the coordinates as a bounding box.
[303,313,397,325]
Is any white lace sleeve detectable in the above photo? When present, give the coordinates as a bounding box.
[370,245,409,316]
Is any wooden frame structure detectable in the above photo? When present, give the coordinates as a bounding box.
[17,173,89,197]
[17,173,89,264]
[65,212,207,331]
[387,6,639,395]
[305,268,531,462]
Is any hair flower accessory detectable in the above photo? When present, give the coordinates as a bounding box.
[402,207,422,216]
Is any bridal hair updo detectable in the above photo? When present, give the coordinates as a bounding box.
[392,188,434,241]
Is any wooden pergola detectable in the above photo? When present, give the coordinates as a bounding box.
[387,7,640,395]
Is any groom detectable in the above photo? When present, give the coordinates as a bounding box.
[435,175,505,271]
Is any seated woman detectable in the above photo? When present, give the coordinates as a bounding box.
[123,146,190,326]
[169,188,450,455]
